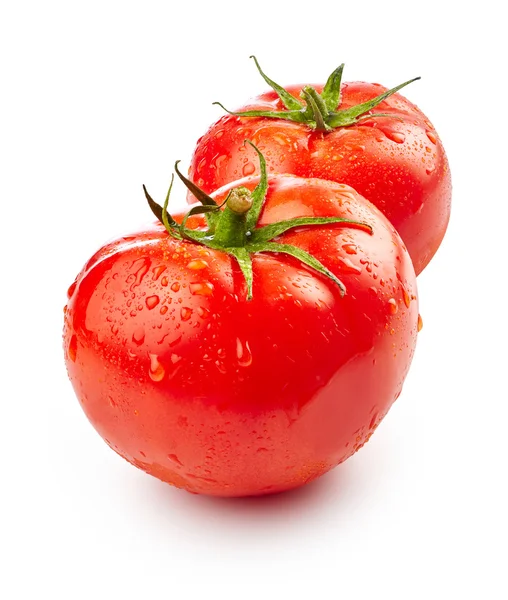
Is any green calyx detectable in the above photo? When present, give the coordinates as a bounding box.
[143,142,373,300]
[213,56,420,132]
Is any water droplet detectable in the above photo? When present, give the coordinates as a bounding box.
[67,280,77,299]
[180,307,192,321]
[426,165,435,175]
[68,335,77,362]
[426,130,437,144]
[108,395,117,408]
[111,323,119,335]
[152,265,166,281]
[214,155,228,170]
[385,130,406,144]
[161,276,169,287]
[189,281,214,296]
[128,258,150,291]
[145,295,160,310]
[132,327,145,345]
[337,257,362,274]
[171,282,180,292]
[160,305,168,315]
[215,360,227,374]
[170,334,182,347]
[236,338,253,367]
[149,353,165,382]
[242,162,255,176]
[197,306,209,319]
[417,314,423,332]
[388,298,398,314]
[256,447,269,454]
[342,243,357,255]
[390,328,395,335]
[187,259,209,270]
[157,333,169,345]
[402,287,411,308]
[167,453,183,466]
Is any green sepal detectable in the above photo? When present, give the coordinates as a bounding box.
[226,247,254,300]
[144,184,165,223]
[356,112,402,123]
[248,241,346,296]
[212,102,309,124]
[250,216,373,244]
[249,55,303,111]
[327,76,421,128]
[215,58,420,132]
[321,63,344,112]
[174,161,217,207]
[143,180,182,239]
[244,141,268,231]
[173,161,220,230]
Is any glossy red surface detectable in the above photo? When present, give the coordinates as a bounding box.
[189,82,452,275]
[64,175,419,496]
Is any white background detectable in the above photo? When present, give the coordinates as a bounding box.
[1,1,507,598]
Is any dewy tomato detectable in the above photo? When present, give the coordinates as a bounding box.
[64,145,419,497]
[189,57,452,275]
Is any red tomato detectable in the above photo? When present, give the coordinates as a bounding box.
[64,154,419,497]
[189,59,451,275]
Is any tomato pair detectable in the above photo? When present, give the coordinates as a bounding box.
[64,58,449,497]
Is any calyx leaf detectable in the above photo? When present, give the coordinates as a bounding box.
[214,56,420,132]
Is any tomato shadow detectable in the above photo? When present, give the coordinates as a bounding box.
[204,469,344,510]
[141,458,367,536]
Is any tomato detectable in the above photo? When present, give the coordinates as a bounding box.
[188,58,451,275]
[63,146,419,497]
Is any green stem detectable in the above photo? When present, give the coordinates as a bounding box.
[301,86,331,132]
[212,187,252,247]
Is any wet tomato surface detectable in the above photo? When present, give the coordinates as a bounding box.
[189,61,451,275]
[64,169,419,497]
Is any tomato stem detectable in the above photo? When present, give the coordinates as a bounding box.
[213,188,252,247]
[300,86,332,132]
[227,187,253,215]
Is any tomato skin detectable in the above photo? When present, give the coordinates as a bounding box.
[64,176,419,497]
[189,82,451,275]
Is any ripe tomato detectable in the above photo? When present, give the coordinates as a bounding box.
[188,58,451,275]
[64,147,419,497]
